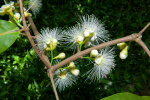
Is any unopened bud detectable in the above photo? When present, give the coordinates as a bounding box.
[70,68,80,76]
[119,46,128,59]
[117,42,127,50]
[76,35,84,44]
[68,62,75,68]
[55,53,66,59]
[24,11,32,17]
[90,49,99,57]
[14,13,20,20]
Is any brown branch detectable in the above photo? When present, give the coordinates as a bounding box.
[138,22,150,35]
[20,33,26,36]
[25,4,58,99]
[51,34,139,72]
[19,0,51,69]
[49,70,59,100]
[27,16,39,35]
[135,38,150,57]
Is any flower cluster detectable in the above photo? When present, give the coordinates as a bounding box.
[63,15,108,50]
[54,62,80,91]
[36,27,62,51]
[35,15,115,91]
[85,48,115,83]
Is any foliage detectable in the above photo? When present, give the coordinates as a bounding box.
[101,92,150,100]
[0,20,20,54]
[0,0,150,100]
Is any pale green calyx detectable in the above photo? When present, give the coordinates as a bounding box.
[119,46,128,59]
[68,62,75,68]
[117,42,127,50]
[55,52,66,59]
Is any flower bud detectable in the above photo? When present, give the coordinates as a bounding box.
[51,39,58,50]
[14,13,20,20]
[24,11,32,17]
[119,46,128,59]
[95,56,104,65]
[117,42,127,50]
[0,2,14,16]
[90,49,99,57]
[83,30,94,38]
[55,53,66,59]
[70,68,80,76]
[68,62,75,68]
[76,35,84,44]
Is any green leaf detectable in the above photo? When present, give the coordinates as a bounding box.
[0,20,20,54]
[101,92,150,100]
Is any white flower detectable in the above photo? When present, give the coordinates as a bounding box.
[36,27,62,51]
[54,69,76,92]
[85,48,115,83]
[63,25,84,49]
[70,68,80,76]
[28,0,42,16]
[79,15,109,45]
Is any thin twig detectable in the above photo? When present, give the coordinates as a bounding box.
[19,0,51,69]
[135,38,150,57]
[27,16,39,35]
[20,33,26,36]
[138,22,150,35]
[0,28,24,35]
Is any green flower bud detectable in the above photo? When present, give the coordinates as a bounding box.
[55,53,66,59]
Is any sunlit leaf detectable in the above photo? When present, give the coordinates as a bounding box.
[101,92,150,100]
[0,20,20,54]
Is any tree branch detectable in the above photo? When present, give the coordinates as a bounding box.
[27,16,39,35]
[138,22,150,35]
[48,70,59,100]
[51,34,139,72]
[135,38,150,57]
[19,0,51,69]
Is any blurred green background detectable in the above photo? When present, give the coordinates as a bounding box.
[0,0,150,100]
